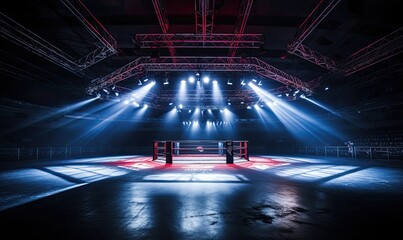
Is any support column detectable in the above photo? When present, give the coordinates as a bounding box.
[226,141,234,164]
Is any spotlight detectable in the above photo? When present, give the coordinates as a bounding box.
[227,80,233,85]
[325,87,329,91]
[258,80,262,86]
[203,76,210,83]
[189,77,195,83]
[143,78,148,82]
[163,79,169,85]
[138,80,142,85]
[241,80,245,86]
[212,79,217,84]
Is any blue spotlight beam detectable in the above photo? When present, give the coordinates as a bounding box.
[3,97,98,134]
[249,82,345,142]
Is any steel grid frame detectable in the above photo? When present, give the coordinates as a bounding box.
[134,33,263,48]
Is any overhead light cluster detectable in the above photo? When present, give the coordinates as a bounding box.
[89,72,313,112]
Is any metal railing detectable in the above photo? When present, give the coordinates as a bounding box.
[0,146,153,162]
[298,145,403,160]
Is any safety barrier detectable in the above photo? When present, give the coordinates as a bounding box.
[298,145,403,160]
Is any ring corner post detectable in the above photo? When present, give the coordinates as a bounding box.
[153,140,158,160]
[166,141,173,164]
[226,140,234,164]
[244,140,249,160]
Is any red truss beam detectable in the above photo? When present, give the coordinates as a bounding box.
[87,57,312,94]
[60,0,118,69]
[152,0,170,33]
[195,0,215,40]
[134,33,263,48]
[342,27,403,76]
[287,0,340,70]
[152,0,175,58]
[229,0,254,57]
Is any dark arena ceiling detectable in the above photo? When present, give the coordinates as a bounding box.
[0,0,402,126]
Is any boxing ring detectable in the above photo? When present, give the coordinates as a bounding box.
[153,140,249,163]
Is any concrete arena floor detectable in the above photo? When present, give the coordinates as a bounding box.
[0,155,403,240]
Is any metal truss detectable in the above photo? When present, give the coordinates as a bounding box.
[1,1,117,74]
[152,0,176,57]
[229,0,254,57]
[61,0,118,69]
[195,0,215,40]
[287,0,340,70]
[134,33,263,48]
[87,56,312,94]
[342,27,403,76]
[0,12,80,74]
[290,43,338,71]
[88,57,146,93]
[288,0,340,51]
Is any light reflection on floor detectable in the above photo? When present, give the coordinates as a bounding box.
[1,154,403,213]
[274,164,357,180]
[143,173,246,182]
